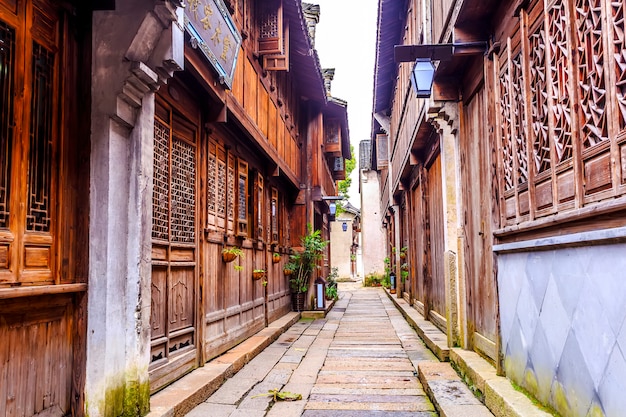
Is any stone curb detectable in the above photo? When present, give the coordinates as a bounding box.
[418,361,494,417]
[384,290,449,362]
[385,290,554,417]
[147,311,301,417]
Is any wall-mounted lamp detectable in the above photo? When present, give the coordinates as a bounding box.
[394,41,488,98]
[411,59,435,98]
[342,222,348,232]
[329,202,337,216]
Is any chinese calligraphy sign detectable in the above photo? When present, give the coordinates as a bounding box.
[184,0,242,89]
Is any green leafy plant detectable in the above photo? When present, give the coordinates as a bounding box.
[364,273,383,287]
[289,226,327,294]
[252,269,266,280]
[325,284,338,300]
[222,246,244,271]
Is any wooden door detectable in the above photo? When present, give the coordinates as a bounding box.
[425,155,447,332]
[410,181,425,315]
[0,0,88,414]
[150,100,199,392]
[461,87,498,361]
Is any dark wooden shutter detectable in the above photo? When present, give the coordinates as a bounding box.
[258,0,283,55]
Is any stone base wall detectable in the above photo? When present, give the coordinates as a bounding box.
[496,228,626,417]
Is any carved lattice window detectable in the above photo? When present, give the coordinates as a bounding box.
[236,160,248,237]
[499,56,515,192]
[171,136,196,243]
[575,0,608,148]
[529,23,551,174]
[258,0,283,55]
[610,0,626,131]
[227,154,235,223]
[512,52,528,184]
[217,147,226,221]
[207,141,217,216]
[548,0,573,163]
[270,187,278,244]
[26,42,54,232]
[152,116,196,244]
[0,22,14,229]
[256,172,264,240]
[153,119,170,241]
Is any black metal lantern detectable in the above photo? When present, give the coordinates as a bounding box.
[342,222,348,232]
[389,271,396,294]
[410,59,435,98]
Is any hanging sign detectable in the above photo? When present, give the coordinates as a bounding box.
[184,0,242,89]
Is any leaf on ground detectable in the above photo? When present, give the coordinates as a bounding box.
[251,389,302,401]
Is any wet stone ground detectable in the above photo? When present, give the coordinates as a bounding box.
[186,282,439,417]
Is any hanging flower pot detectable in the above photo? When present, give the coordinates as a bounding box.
[222,246,243,263]
[272,253,281,263]
[252,269,266,281]
[283,268,293,276]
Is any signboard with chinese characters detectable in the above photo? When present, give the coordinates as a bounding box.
[184,0,242,89]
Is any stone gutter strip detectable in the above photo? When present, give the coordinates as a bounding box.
[147,312,301,417]
[385,289,553,417]
[419,361,495,417]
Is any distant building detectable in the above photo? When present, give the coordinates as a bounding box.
[359,140,386,278]
[330,203,361,280]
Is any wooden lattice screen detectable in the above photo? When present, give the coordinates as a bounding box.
[496,0,626,227]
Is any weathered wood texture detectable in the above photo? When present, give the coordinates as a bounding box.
[460,85,498,359]
[0,0,89,414]
[493,0,626,239]
[426,156,446,323]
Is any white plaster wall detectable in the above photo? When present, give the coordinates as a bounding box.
[360,170,385,276]
[497,230,626,417]
[87,2,183,415]
[330,216,353,279]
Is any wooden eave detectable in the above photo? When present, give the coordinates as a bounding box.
[325,97,351,160]
[284,0,327,103]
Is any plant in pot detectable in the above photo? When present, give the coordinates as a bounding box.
[272,252,281,263]
[289,227,327,312]
[222,246,244,263]
[252,269,266,280]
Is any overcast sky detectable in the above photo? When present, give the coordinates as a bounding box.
[312,0,378,208]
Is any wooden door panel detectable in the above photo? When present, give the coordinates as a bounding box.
[0,295,73,416]
[150,102,199,391]
[168,267,195,333]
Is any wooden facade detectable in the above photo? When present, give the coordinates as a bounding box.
[147,0,349,395]
[0,0,348,415]
[0,0,90,414]
[373,0,626,414]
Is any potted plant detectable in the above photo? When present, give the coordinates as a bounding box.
[325,285,338,300]
[399,246,408,260]
[222,246,244,263]
[283,260,297,277]
[272,252,281,263]
[252,269,266,280]
[289,227,327,311]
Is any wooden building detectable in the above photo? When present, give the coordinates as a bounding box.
[0,0,349,415]
[372,0,626,416]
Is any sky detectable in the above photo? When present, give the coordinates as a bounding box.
[311,0,379,208]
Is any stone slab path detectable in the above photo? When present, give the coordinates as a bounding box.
[186,283,439,416]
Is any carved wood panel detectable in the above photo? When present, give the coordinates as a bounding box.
[529,22,551,175]
[610,0,626,132]
[575,0,608,149]
[150,102,198,392]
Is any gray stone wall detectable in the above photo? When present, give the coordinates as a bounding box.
[496,228,626,417]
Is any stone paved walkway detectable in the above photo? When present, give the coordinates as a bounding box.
[186,283,439,416]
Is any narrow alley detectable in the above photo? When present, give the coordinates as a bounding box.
[183,283,492,416]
